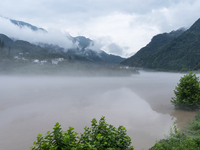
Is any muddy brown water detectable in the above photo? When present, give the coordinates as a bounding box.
[0,71,198,150]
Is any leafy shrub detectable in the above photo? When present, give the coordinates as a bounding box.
[171,72,200,110]
[186,111,200,136]
[195,111,200,121]
[150,125,200,150]
[188,121,200,135]
[30,116,134,150]
[79,116,133,150]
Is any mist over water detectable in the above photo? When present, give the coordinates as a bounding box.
[0,71,197,150]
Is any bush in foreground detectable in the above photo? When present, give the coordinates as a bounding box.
[171,72,200,110]
[150,125,200,150]
[186,111,200,136]
[30,116,134,150]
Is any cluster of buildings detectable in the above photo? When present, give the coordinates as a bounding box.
[14,53,65,65]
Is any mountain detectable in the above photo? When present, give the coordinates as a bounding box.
[0,16,47,32]
[121,28,185,69]
[0,33,125,65]
[72,36,92,49]
[65,36,125,65]
[0,34,134,76]
[121,18,200,71]
[37,36,125,65]
[0,16,125,65]
[10,19,47,32]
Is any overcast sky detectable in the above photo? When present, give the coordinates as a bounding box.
[0,0,200,57]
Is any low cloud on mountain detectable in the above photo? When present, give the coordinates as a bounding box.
[1,0,200,58]
[0,17,76,50]
[0,17,123,56]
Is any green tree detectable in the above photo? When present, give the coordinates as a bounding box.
[30,116,134,150]
[79,116,133,149]
[171,72,200,110]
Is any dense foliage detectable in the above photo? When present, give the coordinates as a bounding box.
[186,111,200,136]
[121,18,200,71]
[171,72,200,110]
[151,111,200,150]
[30,116,134,150]
[150,125,200,150]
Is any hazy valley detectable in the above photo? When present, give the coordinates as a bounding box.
[1,13,200,150]
[0,71,197,150]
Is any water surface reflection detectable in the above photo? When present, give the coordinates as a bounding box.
[0,72,197,150]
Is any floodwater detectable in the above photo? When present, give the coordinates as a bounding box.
[0,71,198,150]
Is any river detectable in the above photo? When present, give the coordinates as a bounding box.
[0,71,197,150]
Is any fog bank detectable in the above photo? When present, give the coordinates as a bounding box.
[0,71,198,150]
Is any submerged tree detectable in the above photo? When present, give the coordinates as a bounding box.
[171,72,200,110]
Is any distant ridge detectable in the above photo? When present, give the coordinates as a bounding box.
[0,16,125,65]
[10,19,47,32]
[0,16,47,32]
[0,33,125,65]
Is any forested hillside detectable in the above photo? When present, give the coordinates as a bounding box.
[121,18,200,71]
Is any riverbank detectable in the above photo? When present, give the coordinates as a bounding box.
[150,111,200,149]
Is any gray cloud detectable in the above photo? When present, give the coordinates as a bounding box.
[0,17,75,49]
[107,43,124,56]
[0,0,200,57]
[0,0,194,25]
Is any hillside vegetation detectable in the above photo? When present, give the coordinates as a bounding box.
[121,18,200,71]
